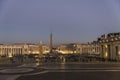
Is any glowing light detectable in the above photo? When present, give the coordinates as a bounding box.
[28,51,31,53]
[119,51,120,55]
[8,53,12,58]
[58,50,73,54]
[105,52,108,58]
[104,44,108,58]
[111,39,114,41]
[36,62,40,66]
[106,40,108,42]
[115,38,118,40]
[105,45,108,48]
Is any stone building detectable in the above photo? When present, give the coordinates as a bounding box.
[0,43,49,57]
[57,44,75,54]
[98,32,120,60]
[57,43,100,55]
[76,43,100,55]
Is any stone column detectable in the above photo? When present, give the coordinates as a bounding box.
[100,45,104,58]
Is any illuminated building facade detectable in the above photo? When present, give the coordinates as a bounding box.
[0,43,49,57]
[98,32,120,60]
[77,43,100,55]
[57,44,75,54]
[57,43,100,55]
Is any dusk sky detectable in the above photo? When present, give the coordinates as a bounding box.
[0,0,120,44]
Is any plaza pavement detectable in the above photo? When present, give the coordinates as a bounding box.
[0,63,44,80]
[1,62,120,80]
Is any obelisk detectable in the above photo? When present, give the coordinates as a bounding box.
[50,32,53,53]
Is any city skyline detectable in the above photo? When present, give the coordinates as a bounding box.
[0,0,120,44]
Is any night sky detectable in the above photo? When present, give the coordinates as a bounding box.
[0,0,120,44]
